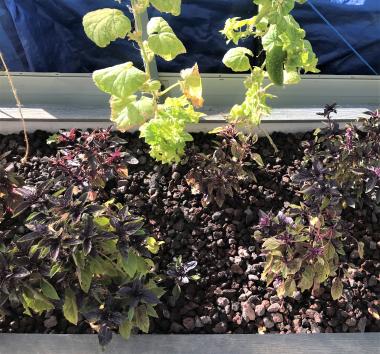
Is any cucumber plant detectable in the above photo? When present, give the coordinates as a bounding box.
[221,0,319,127]
[83,0,204,164]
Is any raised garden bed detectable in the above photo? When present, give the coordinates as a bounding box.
[0,128,379,340]
[1,333,379,354]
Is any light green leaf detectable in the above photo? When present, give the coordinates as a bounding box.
[147,17,186,61]
[93,62,147,98]
[94,216,110,229]
[262,25,281,52]
[83,9,131,48]
[150,0,181,16]
[78,266,92,293]
[222,47,253,72]
[112,96,155,131]
[122,250,138,278]
[22,288,54,315]
[49,264,61,278]
[146,304,159,318]
[63,288,78,325]
[331,277,343,300]
[119,320,133,340]
[40,279,59,300]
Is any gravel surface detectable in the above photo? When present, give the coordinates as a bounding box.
[0,130,379,335]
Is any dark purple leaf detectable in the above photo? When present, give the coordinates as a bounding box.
[98,324,113,347]
[141,289,160,305]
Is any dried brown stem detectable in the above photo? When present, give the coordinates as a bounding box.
[0,52,29,163]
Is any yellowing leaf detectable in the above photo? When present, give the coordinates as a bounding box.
[149,0,181,16]
[284,278,296,297]
[147,17,186,61]
[146,236,164,254]
[63,288,78,325]
[298,265,314,292]
[368,303,380,320]
[119,320,133,340]
[331,277,343,300]
[83,9,131,48]
[93,62,147,98]
[262,237,281,250]
[223,47,253,72]
[133,305,150,333]
[284,70,301,85]
[179,63,204,108]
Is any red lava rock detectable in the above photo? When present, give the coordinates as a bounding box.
[305,309,317,319]
[357,317,367,332]
[170,322,184,333]
[345,317,357,327]
[233,313,242,325]
[242,302,256,322]
[213,321,228,334]
[267,303,281,313]
[216,297,230,307]
[231,264,244,275]
[263,317,275,329]
[271,313,284,324]
[255,304,266,317]
[43,316,57,329]
[200,316,212,325]
[222,289,237,298]
[182,317,195,331]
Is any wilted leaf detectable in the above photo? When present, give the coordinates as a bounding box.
[179,63,204,108]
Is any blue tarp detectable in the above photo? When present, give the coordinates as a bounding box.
[0,0,379,74]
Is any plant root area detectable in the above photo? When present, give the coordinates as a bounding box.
[0,130,379,335]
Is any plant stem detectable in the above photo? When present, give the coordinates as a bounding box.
[158,82,181,97]
[260,126,279,154]
[131,0,151,79]
[0,52,29,163]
